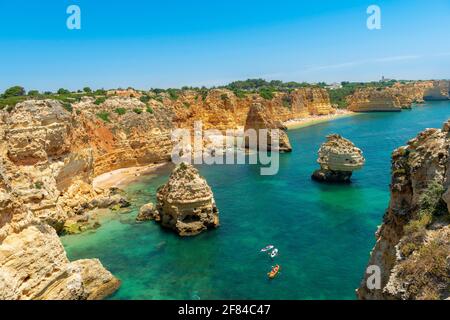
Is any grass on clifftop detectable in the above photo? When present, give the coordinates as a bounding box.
[397,180,450,299]
[400,180,447,257]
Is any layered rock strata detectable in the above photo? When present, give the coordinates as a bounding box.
[312,134,365,183]
[423,80,450,101]
[156,163,219,236]
[244,103,292,152]
[348,88,402,112]
[0,100,121,300]
[357,120,450,300]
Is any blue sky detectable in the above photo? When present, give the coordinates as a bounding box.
[0,0,449,91]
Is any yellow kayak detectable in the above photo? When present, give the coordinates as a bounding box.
[268,265,280,279]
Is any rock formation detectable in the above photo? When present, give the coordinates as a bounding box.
[357,120,450,300]
[136,202,159,222]
[244,103,292,152]
[424,80,450,101]
[0,87,333,299]
[0,100,121,300]
[156,163,219,236]
[312,134,365,183]
[170,88,335,131]
[347,88,402,112]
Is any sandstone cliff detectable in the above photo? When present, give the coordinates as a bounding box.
[244,103,292,152]
[171,88,335,130]
[0,100,121,300]
[348,88,402,112]
[357,120,450,300]
[424,80,450,101]
[0,86,335,300]
[347,81,434,112]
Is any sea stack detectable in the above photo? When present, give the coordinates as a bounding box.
[244,103,292,152]
[156,163,219,236]
[312,134,365,183]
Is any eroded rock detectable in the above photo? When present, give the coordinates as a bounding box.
[312,134,365,183]
[156,163,219,236]
[244,103,292,152]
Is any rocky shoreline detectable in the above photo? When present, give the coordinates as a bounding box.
[357,120,450,300]
[1,80,448,300]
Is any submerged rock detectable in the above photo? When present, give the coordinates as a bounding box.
[136,202,159,222]
[156,163,219,236]
[312,134,365,183]
[244,103,292,152]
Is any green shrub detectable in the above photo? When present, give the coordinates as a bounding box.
[140,95,150,103]
[146,106,154,114]
[57,88,70,95]
[259,88,274,100]
[28,90,39,96]
[62,103,73,113]
[183,102,191,109]
[418,180,446,216]
[96,112,110,123]
[133,108,143,114]
[233,89,246,99]
[167,89,179,101]
[94,97,106,105]
[83,87,92,93]
[4,86,25,97]
[0,96,27,110]
[114,108,126,115]
[282,95,292,109]
[34,181,43,190]
[220,93,229,102]
[154,95,164,103]
[94,89,107,95]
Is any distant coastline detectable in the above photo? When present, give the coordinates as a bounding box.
[284,109,356,130]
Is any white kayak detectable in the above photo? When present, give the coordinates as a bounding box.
[260,245,274,252]
[270,248,279,258]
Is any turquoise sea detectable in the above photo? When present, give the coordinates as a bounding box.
[62,101,450,300]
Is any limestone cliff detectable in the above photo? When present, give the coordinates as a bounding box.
[244,103,292,152]
[357,120,450,300]
[347,81,434,112]
[171,88,335,130]
[0,86,334,300]
[156,163,219,236]
[424,80,450,101]
[0,100,121,300]
[348,88,402,112]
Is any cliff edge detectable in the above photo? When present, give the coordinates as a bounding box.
[357,120,450,300]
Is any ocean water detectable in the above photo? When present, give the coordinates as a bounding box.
[62,101,450,300]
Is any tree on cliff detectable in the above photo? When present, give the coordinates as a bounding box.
[57,88,71,95]
[3,86,25,98]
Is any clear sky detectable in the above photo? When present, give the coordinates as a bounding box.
[0,0,449,91]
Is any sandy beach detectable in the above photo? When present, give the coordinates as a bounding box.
[93,163,167,189]
[284,110,357,130]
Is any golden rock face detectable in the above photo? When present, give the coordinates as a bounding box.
[357,120,450,300]
[244,103,292,152]
[317,134,365,172]
[156,163,219,236]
